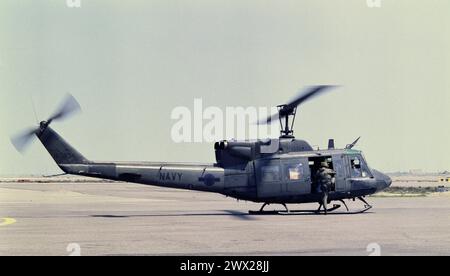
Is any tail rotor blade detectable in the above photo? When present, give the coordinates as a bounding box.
[48,94,81,122]
[10,128,38,153]
[11,94,82,153]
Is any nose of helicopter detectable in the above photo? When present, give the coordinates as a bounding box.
[372,169,392,192]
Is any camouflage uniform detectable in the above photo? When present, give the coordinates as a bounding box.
[315,163,335,214]
[316,167,335,193]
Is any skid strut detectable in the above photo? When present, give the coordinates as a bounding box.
[249,203,289,215]
[338,199,349,212]
[357,197,373,211]
[259,203,288,212]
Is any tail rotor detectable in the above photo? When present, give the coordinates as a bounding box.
[10,94,82,153]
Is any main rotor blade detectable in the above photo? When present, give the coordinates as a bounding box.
[48,94,81,122]
[259,112,280,125]
[10,128,38,153]
[285,85,337,111]
[258,85,338,125]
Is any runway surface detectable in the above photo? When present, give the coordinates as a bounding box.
[1,180,449,256]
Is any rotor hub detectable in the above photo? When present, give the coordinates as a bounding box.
[39,120,50,130]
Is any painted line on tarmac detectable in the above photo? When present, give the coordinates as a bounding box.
[0,218,17,227]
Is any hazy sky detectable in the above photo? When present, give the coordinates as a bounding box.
[1,0,449,175]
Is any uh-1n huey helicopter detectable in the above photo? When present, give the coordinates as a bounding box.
[11,85,392,215]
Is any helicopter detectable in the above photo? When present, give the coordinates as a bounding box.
[11,86,392,215]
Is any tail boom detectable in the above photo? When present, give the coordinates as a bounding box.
[37,126,226,194]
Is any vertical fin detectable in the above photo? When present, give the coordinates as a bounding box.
[37,126,89,166]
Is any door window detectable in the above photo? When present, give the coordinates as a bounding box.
[285,163,304,181]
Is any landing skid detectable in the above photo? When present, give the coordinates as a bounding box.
[248,197,372,216]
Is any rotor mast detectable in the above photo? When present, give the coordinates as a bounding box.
[258,85,337,140]
[278,104,297,138]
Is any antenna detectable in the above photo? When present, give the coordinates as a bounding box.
[30,94,39,124]
[346,137,361,149]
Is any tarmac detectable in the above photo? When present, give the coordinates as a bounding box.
[0,178,449,256]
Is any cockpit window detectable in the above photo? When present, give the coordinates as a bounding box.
[361,167,371,178]
[349,155,372,178]
[350,157,362,177]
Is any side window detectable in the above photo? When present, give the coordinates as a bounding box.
[261,165,280,182]
[349,155,372,178]
[350,156,362,178]
[285,163,304,181]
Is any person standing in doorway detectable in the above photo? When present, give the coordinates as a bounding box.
[316,162,336,215]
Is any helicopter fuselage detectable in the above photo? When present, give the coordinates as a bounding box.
[15,87,391,213]
[44,128,391,205]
